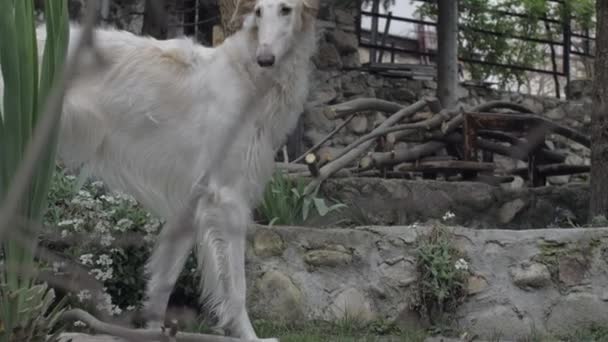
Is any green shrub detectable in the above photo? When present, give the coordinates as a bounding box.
[256,170,346,226]
[0,1,70,341]
[414,224,469,328]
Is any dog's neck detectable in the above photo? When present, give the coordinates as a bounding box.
[220,21,318,148]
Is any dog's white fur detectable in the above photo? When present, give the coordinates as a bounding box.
[0,0,319,340]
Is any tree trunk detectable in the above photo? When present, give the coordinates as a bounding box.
[436,0,459,110]
[590,0,608,219]
[142,0,168,39]
[217,0,239,44]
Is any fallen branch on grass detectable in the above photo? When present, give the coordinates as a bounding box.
[61,309,252,342]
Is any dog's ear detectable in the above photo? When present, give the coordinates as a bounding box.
[230,0,257,31]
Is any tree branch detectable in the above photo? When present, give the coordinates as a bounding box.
[61,309,252,342]
[325,98,404,120]
[303,98,434,194]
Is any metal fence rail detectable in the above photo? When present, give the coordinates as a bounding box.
[356,0,596,98]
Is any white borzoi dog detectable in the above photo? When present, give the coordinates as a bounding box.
[2,0,319,340]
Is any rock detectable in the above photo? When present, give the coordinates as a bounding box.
[329,30,359,54]
[254,270,304,322]
[521,97,544,114]
[342,75,368,97]
[566,154,584,166]
[565,79,593,99]
[347,115,368,134]
[558,254,589,286]
[498,199,527,224]
[367,76,384,88]
[457,86,470,100]
[341,52,361,68]
[546,107,566,120]
[391,88,417,103]
[253,229,285,257]
[314,41,342,69]
[546,292,608,336]
[548,175,570,185]
[459,304,535,340]
[372,112,387,128]
[304,247,352,267]
[304,107,335,134]
[467,274,489,295]
[501,176,525,190]
[423,80,437,90]
[509,262,551,289]
[335,9,356,26]
[330,287,375,322]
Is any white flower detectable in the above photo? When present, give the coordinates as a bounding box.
[126,305,136,311]
[96,254,113,267]
[52,261,66,273]
[73,320,87,327]
[116,218,133,232]
[100,194,117,204]
[91,267,114,281]
[455,258,469,271]
[76,289,92,302]
[442,211,456,221]
[100,233,115,247]
[61,229,69,238]
[95,291,122,316]
[79,253,94,266]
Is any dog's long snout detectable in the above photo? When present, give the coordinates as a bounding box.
[256,45,275,67]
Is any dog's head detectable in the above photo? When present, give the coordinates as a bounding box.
[231,0,319,68]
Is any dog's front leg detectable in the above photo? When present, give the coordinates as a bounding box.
[142,211,196,328]
[194,187,278,342]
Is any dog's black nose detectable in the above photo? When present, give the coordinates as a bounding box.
[257,54,275,67]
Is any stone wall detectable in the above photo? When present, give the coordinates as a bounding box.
[317,178,589,229]
[246,224,608,340]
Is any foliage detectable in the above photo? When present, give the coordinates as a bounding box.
[41,167,204,317]
[416,0,595,90]
[256,170,346,226]
[414,224,469,326]
[0,0,70,341]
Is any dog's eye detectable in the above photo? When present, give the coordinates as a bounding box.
[255,8,262,17]
[280,6,292,16]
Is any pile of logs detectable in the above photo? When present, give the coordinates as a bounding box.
[278,96,591,194]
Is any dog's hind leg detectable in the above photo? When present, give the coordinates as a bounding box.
[142,212,195,328]
[194,187,277,342]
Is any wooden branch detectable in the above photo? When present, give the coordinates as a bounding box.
[330,106,451,163]
[475,130,567,162]
[442,100,536,135]
[303,98,434,194]
[437,132,564,163]
[61,309,251,342]
[275,162,308,173]
[508,164,590,177]
[326,98,404,119]
[292,115,354,163]
[305,153,320,177]
[370,141,446,167]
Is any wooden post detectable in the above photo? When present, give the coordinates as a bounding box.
[142,0,169,39]
[590,0,608,218]
[436,0,459,110]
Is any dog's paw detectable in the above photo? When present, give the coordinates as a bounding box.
[257,338,279,342]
